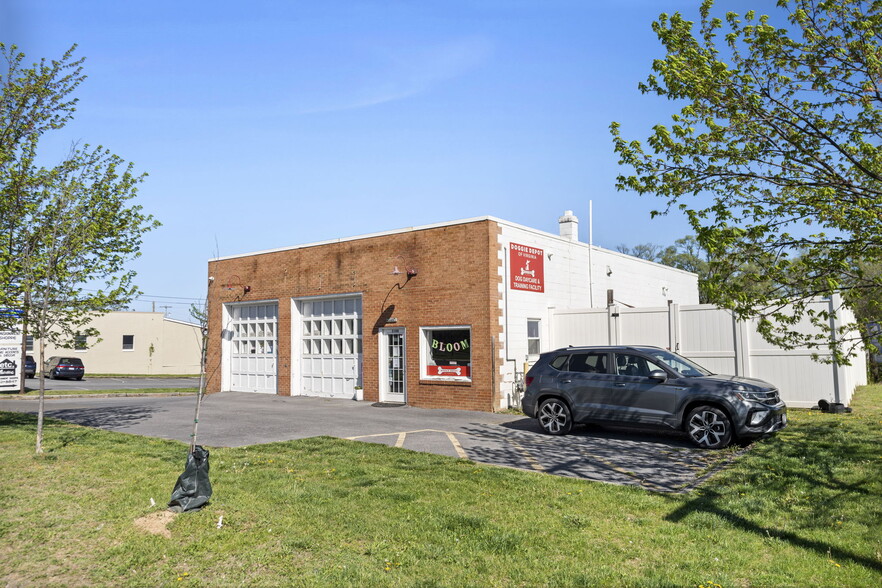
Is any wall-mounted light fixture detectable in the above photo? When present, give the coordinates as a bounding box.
[391,255,418,278]
[220,275,251,295]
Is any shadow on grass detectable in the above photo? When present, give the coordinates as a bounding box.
[0,411,38,426]
[663,414,882,573]
[665,488,881,572]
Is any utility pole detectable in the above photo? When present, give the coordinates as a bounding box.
[159,305,172,317]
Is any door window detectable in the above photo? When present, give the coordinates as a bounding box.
[614,354,661,377]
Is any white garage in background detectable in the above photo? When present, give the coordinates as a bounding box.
[222,302,278,394]
[292,295,363,398]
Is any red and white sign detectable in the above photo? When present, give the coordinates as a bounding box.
[510,242,544,293]
[426,365,471,377]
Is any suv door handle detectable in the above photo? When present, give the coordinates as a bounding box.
[614,383,627,387]
[561,379,572,383]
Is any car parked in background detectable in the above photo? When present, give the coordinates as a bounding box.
[24,355,36,378]
[43,356,85,380]
[522,345,787,449]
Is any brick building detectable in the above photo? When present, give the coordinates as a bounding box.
[205,212,698,411]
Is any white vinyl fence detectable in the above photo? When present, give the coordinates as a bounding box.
[550,295,866,408]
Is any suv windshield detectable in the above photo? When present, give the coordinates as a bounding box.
[642,348,712,377]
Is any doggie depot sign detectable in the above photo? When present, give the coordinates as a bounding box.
[0,330,22,392]
[509,242,544,293]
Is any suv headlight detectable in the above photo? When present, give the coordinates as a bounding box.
[735,390,765,402]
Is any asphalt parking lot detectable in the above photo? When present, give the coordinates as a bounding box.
[0,391,736,492]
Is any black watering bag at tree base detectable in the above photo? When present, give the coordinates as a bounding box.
[168,445,212,513]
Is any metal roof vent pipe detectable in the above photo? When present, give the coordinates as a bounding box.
[558,210,579,241]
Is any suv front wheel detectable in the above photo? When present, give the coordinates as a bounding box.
[538,398,573,435]
[686,406,732,449]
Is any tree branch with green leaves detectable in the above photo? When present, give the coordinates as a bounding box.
[611,0,882,363]
[1,44,160,451]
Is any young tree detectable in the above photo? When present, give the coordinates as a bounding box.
[611,0,882,362]
[1,44,159,452]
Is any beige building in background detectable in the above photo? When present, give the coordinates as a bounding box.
[31,312,203,375]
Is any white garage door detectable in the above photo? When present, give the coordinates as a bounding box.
[298,296,362,398]
[229,303,278,394]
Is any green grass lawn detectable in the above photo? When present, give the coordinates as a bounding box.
[1,387,881,587]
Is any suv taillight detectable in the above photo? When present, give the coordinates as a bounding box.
[525,376,534,386]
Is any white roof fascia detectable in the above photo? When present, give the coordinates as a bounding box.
[210,216,496,261]
[209,214,698,278]
[163,317,202,328]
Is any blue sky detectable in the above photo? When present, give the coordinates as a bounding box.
[3,0,756,321]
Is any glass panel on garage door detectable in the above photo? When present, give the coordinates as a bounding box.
[229,303,278,394]
[298,296,362,398]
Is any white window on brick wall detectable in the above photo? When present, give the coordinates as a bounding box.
[420,326,471,380]
[122,335,134,351]
[527,319,541,356]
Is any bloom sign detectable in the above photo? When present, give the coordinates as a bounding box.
[510,242,544,293]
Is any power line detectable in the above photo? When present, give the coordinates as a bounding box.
[79,288,205,303]
[137,293,206,302]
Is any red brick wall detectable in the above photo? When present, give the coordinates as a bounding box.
[205,220,504,411]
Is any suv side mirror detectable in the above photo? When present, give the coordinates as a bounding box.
[648,369,667,382]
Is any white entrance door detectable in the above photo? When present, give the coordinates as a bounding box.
[298,296,362,398]
[379,328,406,403]
[229,303,278,394]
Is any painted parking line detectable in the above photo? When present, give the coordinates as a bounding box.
[444,431,468,459]
[505,439,547,472]
[572,445,670,492]
[345,425,731,492]
[346,429,469,459]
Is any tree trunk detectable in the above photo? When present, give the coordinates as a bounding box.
[35,340,46,454]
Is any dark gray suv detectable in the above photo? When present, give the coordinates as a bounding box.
[522,346,787,449]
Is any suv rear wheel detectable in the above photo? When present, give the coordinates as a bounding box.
[538,398,573,435]
[686,406,732,449]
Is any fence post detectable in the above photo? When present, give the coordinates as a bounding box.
[667,300,680,352]
[733,311,751,377]
[608,305,620,345]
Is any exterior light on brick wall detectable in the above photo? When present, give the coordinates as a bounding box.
[391,256,418,278]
